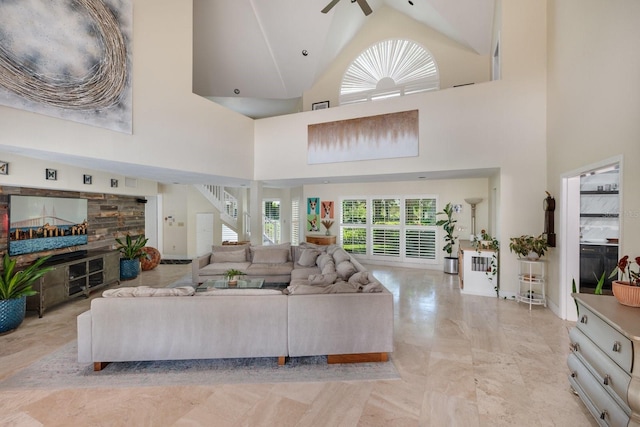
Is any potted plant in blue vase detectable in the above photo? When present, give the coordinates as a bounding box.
[115,234,149,280]
[0,253,52,334]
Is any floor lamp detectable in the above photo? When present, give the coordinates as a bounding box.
[464,198,483,239]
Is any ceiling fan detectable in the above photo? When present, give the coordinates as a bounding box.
[322,0,373,16]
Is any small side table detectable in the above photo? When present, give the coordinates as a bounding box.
[516,259,546,310]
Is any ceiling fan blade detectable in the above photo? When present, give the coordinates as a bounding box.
[321,0,341,14]
[356,0,373,15]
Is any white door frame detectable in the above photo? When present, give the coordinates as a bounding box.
[559,155,622,321]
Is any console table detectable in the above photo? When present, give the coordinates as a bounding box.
[27,250,120,317]
[569,293,640,426]
[306,235,336,245]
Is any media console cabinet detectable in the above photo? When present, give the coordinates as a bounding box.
[27,250,120,317]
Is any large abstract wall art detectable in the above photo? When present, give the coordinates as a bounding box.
[308,110,419,164]
[0,0,133,133]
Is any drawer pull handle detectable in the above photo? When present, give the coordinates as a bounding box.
[603,374,610,386]
[580,315,588,324]
[612,341,621,352]
[600,410,608,420]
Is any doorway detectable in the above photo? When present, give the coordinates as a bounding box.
[560,156,622,321]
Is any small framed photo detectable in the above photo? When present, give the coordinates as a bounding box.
[312,100,329,110]
[46,168,57,180]
[111,179,118,188]
[83,174,92,185]
[0,161,8,175]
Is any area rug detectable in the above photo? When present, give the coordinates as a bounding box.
[0,341,400,390]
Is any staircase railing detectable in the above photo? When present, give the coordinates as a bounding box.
[195,185,238,229]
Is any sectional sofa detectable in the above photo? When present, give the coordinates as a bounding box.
[78,243,394,370]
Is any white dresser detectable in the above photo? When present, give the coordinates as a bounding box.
[569,294,640,426]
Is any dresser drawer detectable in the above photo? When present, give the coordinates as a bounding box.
[569,327,631,411]
[568,353,630,427]
[576,304,633,372]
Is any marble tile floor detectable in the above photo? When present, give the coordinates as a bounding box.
[0,263,596,426]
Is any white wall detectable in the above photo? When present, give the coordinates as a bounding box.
[302,6,491,111]
[0,151,157,196]
[0,0,255,182]
[255,0,548,296]
[547,0,640,318]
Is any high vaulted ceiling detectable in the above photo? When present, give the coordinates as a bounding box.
[192,0,495,119]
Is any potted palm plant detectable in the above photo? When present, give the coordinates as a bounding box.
[436,202,459,274]
[115,234,149,280]
[0,253,52,334]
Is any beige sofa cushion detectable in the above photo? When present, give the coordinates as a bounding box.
[336,260,357,280]
[211,249,246,263]
[298,249,321,267]
[332,248,351,264]
[252,248,289,264]
[251,243,292,262]
[308,272,338,286]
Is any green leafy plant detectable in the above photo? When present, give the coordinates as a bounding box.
[115,234,149,260]
[508,234,549,259]
[224,269,246,279]
[0,253,53,300]
[472,230,500,297]
[609,255,640,286]
[594,271,606,295]
[572,278,579,316]
[436,202,457,257]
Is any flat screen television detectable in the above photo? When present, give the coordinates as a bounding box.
[8,195,88,256]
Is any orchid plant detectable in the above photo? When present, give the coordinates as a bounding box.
[609,255,640,286]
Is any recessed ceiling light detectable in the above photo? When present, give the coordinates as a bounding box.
[302,50,309,56]
[323,180,330,184]
[234,88,240,95]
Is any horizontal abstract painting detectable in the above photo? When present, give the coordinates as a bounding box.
[308,110,419,164]
[0,0,133,133]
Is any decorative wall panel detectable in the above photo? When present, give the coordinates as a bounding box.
[308,110,419,164]
[0,0,133,133]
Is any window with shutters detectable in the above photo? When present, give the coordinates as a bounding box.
[340,39,440,106]
[263,200,281,244]
[340,196,437,262]
[405,198,437,260]
[341,199,367,254]
[372,198,401,257]
[291,198,300,245]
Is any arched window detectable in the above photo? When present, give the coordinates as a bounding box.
[340,39,439,105]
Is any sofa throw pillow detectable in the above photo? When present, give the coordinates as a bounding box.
[211,249,246,263]
[252,248,289,264]
[251,243,291,261]
[298,249,321,267]
[308,272,338,286]
[321,260,336,274]
[336,260,357,280]
[332,248,351,265]
[316,253,332,270]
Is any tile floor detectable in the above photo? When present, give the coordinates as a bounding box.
[0,263,596,426]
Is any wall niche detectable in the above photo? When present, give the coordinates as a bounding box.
[0,186,146,265]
